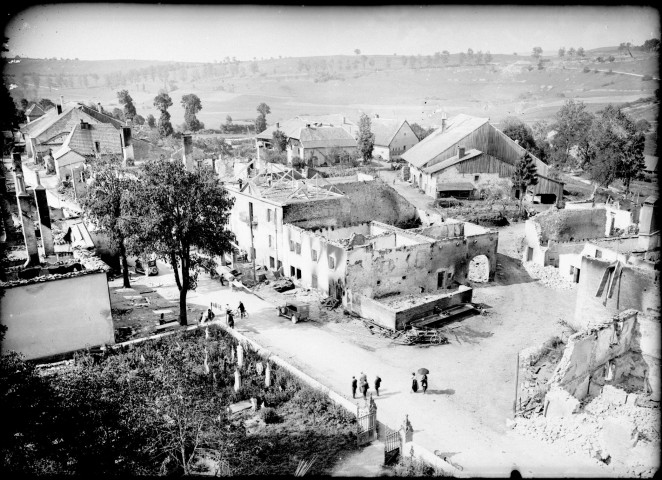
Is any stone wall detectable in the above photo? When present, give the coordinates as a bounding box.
[333,180,418,227]
[536,208,607,244]
[573,256,660,331]
[0,271,114,360]
[547,310,650,404]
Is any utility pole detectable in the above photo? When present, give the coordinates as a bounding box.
[249,202,256,282]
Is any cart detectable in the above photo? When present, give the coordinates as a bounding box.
[393,326,448,345]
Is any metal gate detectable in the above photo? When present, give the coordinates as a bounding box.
[356,395,377,446]
[383,428,401,465]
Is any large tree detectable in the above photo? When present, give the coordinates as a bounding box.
[256,102,271,118]
[181,93,204,131]
[357,114,374,162]
[585,105,645,192]
[549,99,595,169]
[153,92,174,137]
[500,117,537,153]
[122,159,235,325]
[272,130,287,152]
[117,90,137,123]
[255,103,270,134]
[80,156,133,288]
[511,153,538,211]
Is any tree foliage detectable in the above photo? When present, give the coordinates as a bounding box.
[357,114,374,162]
[531,46,543,59]
[80,156,134,288]
[256,102,271,118]
[410,123,435,141]
[181,94,204,132]
[511,153,538,211]
[272,130,288,153]
[549,99,595,169]
[117,89,137,123]
[121,159,235,325]
[255,114,267,134]
[154,92,174,137]
[584,105,645,192]
[146,114,156,128]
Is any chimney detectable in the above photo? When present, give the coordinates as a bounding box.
[457,145,465,158]
[183,134,194,171]
[56,104,62,115]
[441,112,447,132]
[120,126,134,167]
[276,122,280,129]
[33,171,55,257]
[97,102,103,113]
[60,95,64,110]
[80,119,89,130]
[14,173,40,267]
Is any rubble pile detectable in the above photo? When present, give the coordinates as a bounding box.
[522,261,576,290]
[514,386,660,477]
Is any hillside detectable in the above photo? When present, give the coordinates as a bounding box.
[3,47,658,131]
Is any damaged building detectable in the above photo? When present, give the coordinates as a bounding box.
[227,171,497,329]
[0,169,114,361]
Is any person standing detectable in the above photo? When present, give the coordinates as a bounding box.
[361,379,369,399]
[226,306,235,329]
[374,375,382,396]
[238,301,246,318]
[411,372,418,393]
[359,371,367,386]
[421,374,428,394]
[351,376,358,399]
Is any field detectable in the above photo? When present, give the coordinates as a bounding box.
[6,48,659,130]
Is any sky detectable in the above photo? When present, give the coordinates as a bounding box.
[3,4,660,63]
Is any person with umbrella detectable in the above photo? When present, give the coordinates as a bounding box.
[418,368,429,394]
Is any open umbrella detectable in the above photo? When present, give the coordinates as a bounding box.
[417,368,430,375]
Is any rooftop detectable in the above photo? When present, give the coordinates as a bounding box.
[370,118,406,147]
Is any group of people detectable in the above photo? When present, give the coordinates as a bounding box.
[352,372,382,399]
[411,372,428,394]
[224,301,246,329]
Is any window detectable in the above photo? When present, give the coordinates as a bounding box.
[270,256,275,268]
[474,175,480,181]
[289,240,295,252]
[312,249,318,261]
[268,235,272,247]
[296,268,302,280]
[290,266,296,277]
[295,243,301,255]
[267,209,272,222]
[595,249,602,259]
[328,256,335,269]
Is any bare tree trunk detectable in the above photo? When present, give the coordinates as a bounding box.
[178,255,189,326]
[119,241,130,288]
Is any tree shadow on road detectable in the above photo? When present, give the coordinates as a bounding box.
[421,388,455,395]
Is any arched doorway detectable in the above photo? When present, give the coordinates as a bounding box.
[468,255,490,283]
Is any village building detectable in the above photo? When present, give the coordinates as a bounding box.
[24,102,46,123]
[370,115,419,161]
[256,115,358,166]
[401,113,564,205]
[20,99,124,162]
[0,170,114,361]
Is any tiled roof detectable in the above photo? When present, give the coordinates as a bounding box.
[402,114,489,169]
[370,118,405,146]
[54,122,122,159]
[257,115,358,141]
[422,148,482,174]
[25,103,45,117]
[21,103,123,141]
[299,127,357,148]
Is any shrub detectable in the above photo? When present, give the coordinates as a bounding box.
[259,407,281,424]
[393,455,443,476]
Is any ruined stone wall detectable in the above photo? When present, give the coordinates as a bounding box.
[333,180,418,227]
[415,223,464,239]
[393,287,473,329]
[573,256,660,331]
[0,271,114,360]
[536,208,607,244]
[548,310,649,402]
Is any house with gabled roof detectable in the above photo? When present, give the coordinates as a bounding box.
[402,113,564,206]
[20,101,123,161]
[52,120,124,179]
[370,116,419,161]
[256,115,358,166]
[24,103,46,123]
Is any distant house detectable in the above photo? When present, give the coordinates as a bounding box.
[20,102,124,161]
[370,116,419,161]
[24,103,46,123]
[256,115,358,166]
[402,114,564,206]
[53,121,124,179]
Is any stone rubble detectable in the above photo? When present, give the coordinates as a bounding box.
[522,261,576,291]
